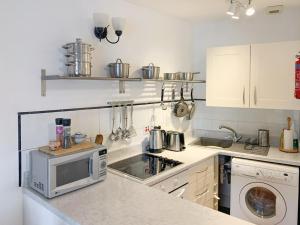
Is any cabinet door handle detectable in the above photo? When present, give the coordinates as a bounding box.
[176,188,186,198]
[243,87,245,105]
[213,194,220,201]
[196,167,208,174]
[196,189,209,198]
[254,86,257,105]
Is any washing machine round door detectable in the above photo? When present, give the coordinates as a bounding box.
[239,182,286,225]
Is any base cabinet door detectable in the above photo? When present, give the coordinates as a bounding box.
[206,45,250,108]
[183,157,218,209]
[194,189,214,209]
[250,41,300,110]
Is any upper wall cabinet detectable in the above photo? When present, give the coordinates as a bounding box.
[206,41,300,110]
[250,41,300,110]
[206,45,250,108]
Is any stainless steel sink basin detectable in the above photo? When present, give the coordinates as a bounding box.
[194,137,233,148]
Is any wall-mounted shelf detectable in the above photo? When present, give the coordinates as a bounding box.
[41,69,141,96]
[41,69,206,96]
[141,78,206,84]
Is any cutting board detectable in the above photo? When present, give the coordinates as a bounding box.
[39,141,97,157]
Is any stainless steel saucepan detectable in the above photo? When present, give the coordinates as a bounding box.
[164,73,179,80]
[65,53,92,63]
[174,87,188,117]
[65,62,92,77]
[186,88,195,120]
[62,38,94,54]
[108,58,130,78]
[142,63,160,79]
[177,72,200,81]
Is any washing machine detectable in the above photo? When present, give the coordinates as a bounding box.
[230,158,299,225]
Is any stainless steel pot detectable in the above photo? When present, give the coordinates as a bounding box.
[142,63,160,79]
[164,73,179,80]
[65,53,92,63]
[62,38,94,54]
[65,62,92,77]
[108,58,130,78]
[178,72,200,81]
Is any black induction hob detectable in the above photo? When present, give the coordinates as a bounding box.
[108,153,183,180]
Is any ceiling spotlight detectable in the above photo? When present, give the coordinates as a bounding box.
[227,2,236,16]
[232,6,240,19]
[246,6,255,16]
[232,14,240,20]
[226,0,255,19]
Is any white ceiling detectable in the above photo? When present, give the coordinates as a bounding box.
[125,0,300,22]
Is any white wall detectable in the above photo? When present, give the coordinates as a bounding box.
[0,0,193,224]
[192,6,300,141]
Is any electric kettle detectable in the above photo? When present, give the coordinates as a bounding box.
[166,131,185,152]
[149,126,166,153]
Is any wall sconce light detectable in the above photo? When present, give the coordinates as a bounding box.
[93,13,126,44]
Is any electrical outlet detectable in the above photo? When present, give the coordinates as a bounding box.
[144,126,150,135]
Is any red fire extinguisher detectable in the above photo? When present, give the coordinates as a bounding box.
[295,53,300,99]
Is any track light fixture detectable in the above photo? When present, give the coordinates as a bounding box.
[226,0,255,20]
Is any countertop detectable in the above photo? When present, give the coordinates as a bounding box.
[108,143,300,186]
[24,173,254,225]
[24,142,300,225]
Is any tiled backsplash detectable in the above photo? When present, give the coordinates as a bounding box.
[21,100,300,151]
[21,94,300,186]
[20,101,194,185]
[192,101,300,143]
[21,104,194,151]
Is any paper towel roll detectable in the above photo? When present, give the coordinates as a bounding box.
[283,129,293,150]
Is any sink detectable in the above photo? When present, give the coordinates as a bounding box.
[193,137,269,156]
[194,137,233,148]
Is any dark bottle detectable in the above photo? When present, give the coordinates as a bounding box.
[62,118,72,149]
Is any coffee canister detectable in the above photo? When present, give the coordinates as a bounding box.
[258,129,270,147]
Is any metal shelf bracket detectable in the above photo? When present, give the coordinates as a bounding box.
[119,80,125,94]
[41,69,46,96]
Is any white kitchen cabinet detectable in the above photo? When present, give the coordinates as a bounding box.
[250,41,300,110]
[206,40,300,110]
[151,157,218,210]
[206,45,250,108]
[184,157,218,209]
[24,194,69,225]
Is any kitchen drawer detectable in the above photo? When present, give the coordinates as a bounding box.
[152,169,189,193]
[194,189,214,209]
[188,157,214,176]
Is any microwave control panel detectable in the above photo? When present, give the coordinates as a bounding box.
[97,149,107,178]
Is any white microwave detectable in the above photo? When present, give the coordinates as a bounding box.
[30,145,107,198]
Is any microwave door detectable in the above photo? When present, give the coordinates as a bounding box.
[49,154,95,197]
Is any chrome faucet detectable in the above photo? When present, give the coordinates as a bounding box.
[219,125,242,143]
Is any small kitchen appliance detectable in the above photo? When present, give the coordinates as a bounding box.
[148,126,166,153]
[108,153,182,180]
[257,129,269,147]
[166,131,185,152]
[30,145,107,198]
